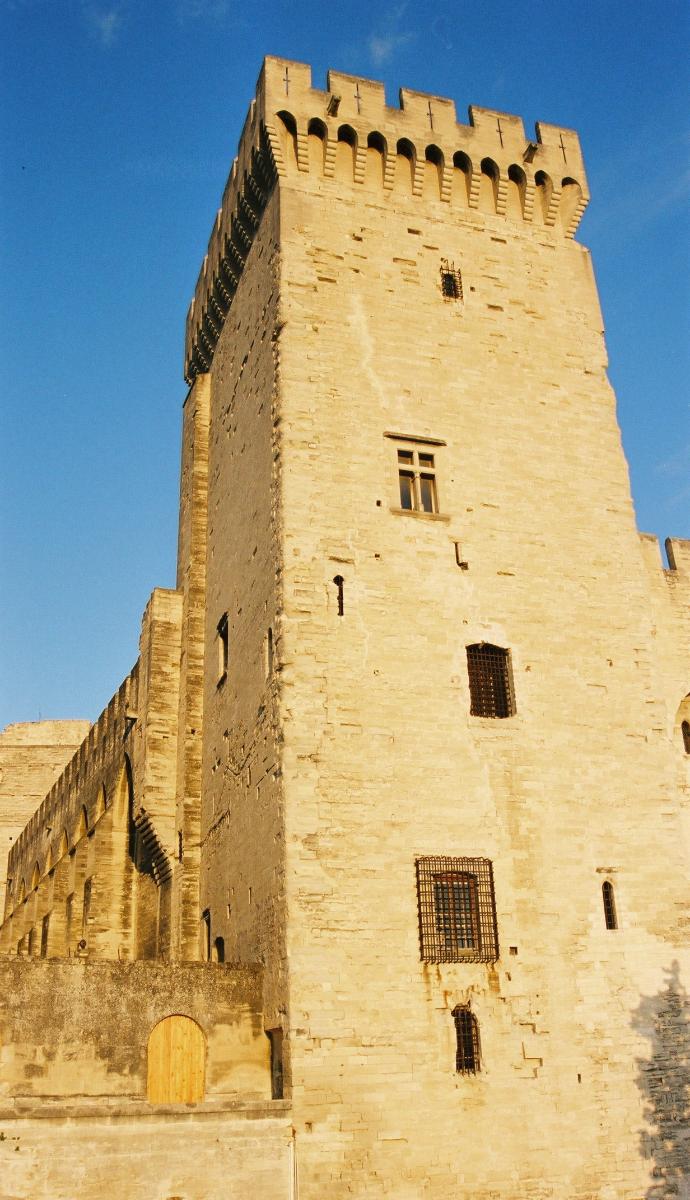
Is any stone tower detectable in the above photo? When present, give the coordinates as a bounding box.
[1,56,688,1200]
[185,57,690,1198]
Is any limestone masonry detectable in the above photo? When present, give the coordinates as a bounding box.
[1,56,688,1200]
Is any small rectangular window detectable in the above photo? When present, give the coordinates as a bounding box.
[440,261,463,302]
[416,856,498,963]
[395,446,439,514]
[40,913,50,958]
[466,644,515,719]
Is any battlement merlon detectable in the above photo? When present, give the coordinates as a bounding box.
[183,56,590,385]
[257,56,587,175]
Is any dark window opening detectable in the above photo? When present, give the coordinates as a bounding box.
[202,909,211,961]
[27,927,36,956]
[453,1007,481,1074]
[178,830,183,862]
[416,856,498,963]
[213,936,225,963]
[682,720,690,754]
[40,914,50,958]
[440,261,463,301]
[333,575,345,616]
[265,626,274,677]
[602,881,617,930]
[82,878,92,935]
[267,1028,284,1099]
[466,644,515,718]
[65,893,75,949]
[434,872,479,951]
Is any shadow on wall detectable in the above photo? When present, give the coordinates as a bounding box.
[632,961,690,1199]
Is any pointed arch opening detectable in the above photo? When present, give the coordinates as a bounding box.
[76,804,88,841]
[31,862,40,891]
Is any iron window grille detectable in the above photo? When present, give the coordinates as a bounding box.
[440,260,463,302]
[602,881,618,930]
[453,1006,481,1074]
[466,644,516,719]
[416,856,499,963]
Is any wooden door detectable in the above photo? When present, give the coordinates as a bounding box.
[146,1015,205,1104]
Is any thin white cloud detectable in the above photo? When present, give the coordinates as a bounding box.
[84,4,124,47]
[368,31,413,66]
[367,0,415,66]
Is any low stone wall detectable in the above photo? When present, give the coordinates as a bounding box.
[0,959,270,1102]
[0,1102,292,1200]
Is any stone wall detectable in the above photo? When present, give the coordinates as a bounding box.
[0,720,90,914]
[0,959,270,1101]
[197,58,689,1200]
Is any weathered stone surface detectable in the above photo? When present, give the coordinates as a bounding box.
[1,56,688,1200]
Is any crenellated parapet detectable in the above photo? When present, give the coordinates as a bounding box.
[3,667,138,921]
[1,586,183,942]
[184,56,590,385]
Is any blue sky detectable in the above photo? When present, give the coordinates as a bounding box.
[1,0,688,728]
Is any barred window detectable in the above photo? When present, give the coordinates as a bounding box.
[466,644,515,718]
[440,260,463,302]
[453,1006,481,1074]
[602,881,617,930]
[416,856,498,963]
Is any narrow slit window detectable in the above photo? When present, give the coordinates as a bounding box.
[682,720,690,754]
[201,909,211,961]
[333,575,345,616]
[40,913,50,958]
[265,626,274,678]
[217,613,229,684]
[453,1007,481,1074]
[267,1028,284,1099]
[466,644,515,718]
[82,878,92,935]
[602,881,617,930]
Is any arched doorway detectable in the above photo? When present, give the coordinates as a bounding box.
[146,1015,206,1104]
